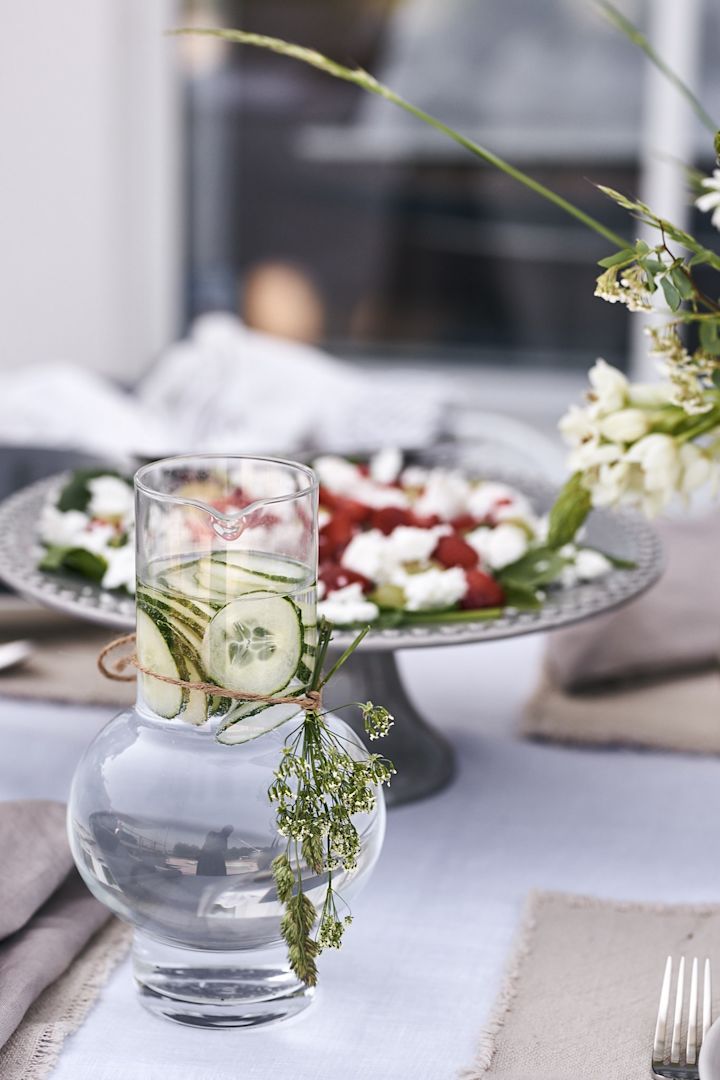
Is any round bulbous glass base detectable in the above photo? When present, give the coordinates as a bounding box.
[133,932,313,1028]
[68,704,384,1028]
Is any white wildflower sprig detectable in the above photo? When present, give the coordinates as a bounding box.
[557,358,720,523]
[594,262,653,312]
[696,169,720,231]
[269,621,394,986]
[171,20,720,531]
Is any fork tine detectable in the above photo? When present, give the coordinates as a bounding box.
[654,956,673,1064]
[687,957,699,1065]
[671,956,686,1064]
[704,958,712,1039]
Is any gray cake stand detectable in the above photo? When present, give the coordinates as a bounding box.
[0,474,663,806]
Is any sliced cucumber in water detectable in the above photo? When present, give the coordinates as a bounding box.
[136,608,186,719]
[203,594,303,696]
[156,563,218,604]
[139,584,217,626]
[182,651,209,727]
[212,550,308,585]
[217,698,305,745]
[137,589,208,642]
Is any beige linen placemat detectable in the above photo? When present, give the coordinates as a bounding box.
[462,891,720,1080]
[524,514,720,754]
[0,596,133,707]
[524,667,720,754]
[0,919,131,1080]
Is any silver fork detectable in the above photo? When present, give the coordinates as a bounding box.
[652,956,712,1079]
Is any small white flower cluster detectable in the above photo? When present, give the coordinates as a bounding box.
[39,475,136,592]
[594,264,654,312]
[647,325,714,416]
[559,359,719,516]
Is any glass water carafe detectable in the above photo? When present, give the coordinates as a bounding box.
[67,455,385,1027]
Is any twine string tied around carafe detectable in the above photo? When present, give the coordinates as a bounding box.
[97,633,323,712]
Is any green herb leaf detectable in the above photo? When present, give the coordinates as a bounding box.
[498,546,568,588]
[39,545,107,582]
[660,275,682,312]
[57,468,130,512]
[501,582,543,609]
[597,247,637,269]
[546,473,592,549]
[700,320,720,356]
[669,265,695,301]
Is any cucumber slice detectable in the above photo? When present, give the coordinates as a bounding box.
[194,558,299,599]
[182,652,209,727]
[139,584,217,626]
[157,563,226,606]
[212,551,308,584]
[138,597,207,662]
[217,698,304,745]
[156,563,206,599]
[136,608,185,719]
[203,594,303,695]
[137,589,209,642]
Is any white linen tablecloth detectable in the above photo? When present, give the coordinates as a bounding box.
[3,634,720,1080]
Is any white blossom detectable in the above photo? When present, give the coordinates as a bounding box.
[588,460,634,508]
[696,169,720,230]
[567,439,623,475]
[587,359,629,415]
[625,433,681,491]
[597,408,651,444]
[679,442,714,493]
[558,404,598,445]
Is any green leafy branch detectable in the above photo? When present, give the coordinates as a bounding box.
[171,27,628,250]
[594,0,718,135]
[269,620,394,986]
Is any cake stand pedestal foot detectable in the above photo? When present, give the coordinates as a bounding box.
[323,648,455,807]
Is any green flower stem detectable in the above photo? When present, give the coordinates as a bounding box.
[595,0,718,136]
[268,621,394,986]
[172,27,629,250]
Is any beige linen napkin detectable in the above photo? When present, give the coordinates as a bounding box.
[0,800,130,1079]
[525,514,720,752]
[0,595,133,707]
[462,891,720,1080]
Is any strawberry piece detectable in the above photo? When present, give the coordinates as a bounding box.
[320,563,372,594]
[370,506,415,534]
[319,514,356,559]
[434,534,479,570]
[461,569,505,609]
[411,513,442,529]
[450,513,478,534]
[319,487,371,523]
